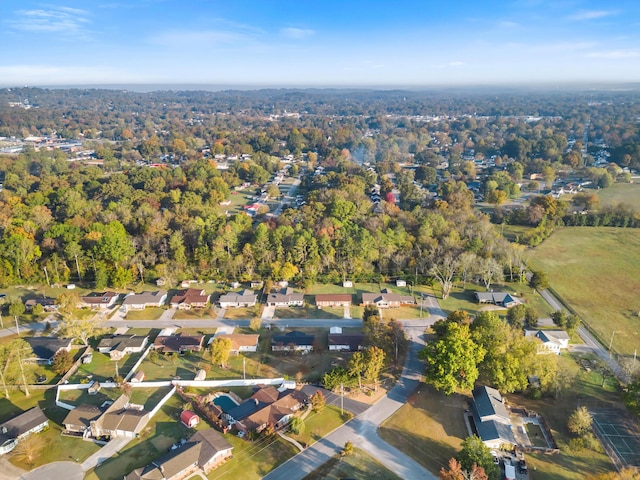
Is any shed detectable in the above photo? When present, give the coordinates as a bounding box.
[82,352,93,364]
[396,279,407,287]
[195,369,207,381]
[181,410,200,428]
[130,371,145,383]
[88,381,101,395]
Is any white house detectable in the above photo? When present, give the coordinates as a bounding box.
[218,290,257,308]
[525,330,570,354]
[121,290,167,311]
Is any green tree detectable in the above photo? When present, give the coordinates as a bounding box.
[348,351,367,391]
[289,417,305,435]
[419,322,485,394]
[210,337,232,367]
[8,301,25,318]
[457,436,499,480]
[529,270,549,290]
[506,304,526,329]
[59,314,103,346]
[524,305,539,328]
[363,346,386,390]
[52,349,74,375]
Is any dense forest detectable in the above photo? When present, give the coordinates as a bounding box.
[0,87,639,289]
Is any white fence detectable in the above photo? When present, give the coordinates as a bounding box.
[123,344,153,382]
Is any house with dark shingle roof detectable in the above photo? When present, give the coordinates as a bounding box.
[0,407,49,455]
[315,294,352,308]
[154,334,204,354]
[62,404,102,436]
[78,291,119,310]
[525,329,570,354]
[97,335,149,361]
[271,331,315,353]
[125,429,232,480]
[361,289,415,308]
[470,386,516,449]
[218,289,257,308]
[24,337,73,365]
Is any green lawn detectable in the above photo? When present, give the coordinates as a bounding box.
[379,383,469,475]
[124,307,166,321]
[529,227,640,356]
[173,308,216,320]
[380,353,617,480]
[68,351,144,383]
[275,303,345,319]
[223,306,262,319]
[593,183,640,209]
[302,448,403,480]
[433,282,552,318]
[380,305,428,320]
[289,405,352,447]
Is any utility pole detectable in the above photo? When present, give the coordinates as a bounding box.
[14,315,19,335]
[43,266,51,287]
[340,383,344,416]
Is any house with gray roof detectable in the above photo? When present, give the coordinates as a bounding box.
[471,386,516,449]
[125,429,232,480]
[121,290,167,311]
[474,291,519,308]
[218,289,257,308]
[90,395,150,439]
[266,288,304,307]
[24,337,73,365]
[525,329,570,354]
[97,335,148,361]
[0,407,49,455]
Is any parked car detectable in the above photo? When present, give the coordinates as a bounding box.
[518,459,528,474]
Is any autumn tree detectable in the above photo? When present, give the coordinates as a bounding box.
[310,390,326,412]
[210,337,232,367]
[52,349,74,375]
[568,406,593,437]
[59,314,103,346]
[440,457,488,480]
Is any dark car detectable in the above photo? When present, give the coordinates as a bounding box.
[518,459,528,474]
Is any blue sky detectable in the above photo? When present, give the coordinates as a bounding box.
[1,0,640,87]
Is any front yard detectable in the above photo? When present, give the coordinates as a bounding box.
[303,447,403,480]
[288,405,352,447]
[124,307,166,321]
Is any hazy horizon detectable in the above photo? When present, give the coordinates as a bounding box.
[2,0,640,86]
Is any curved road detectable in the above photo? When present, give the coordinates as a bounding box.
[263,325,435,480]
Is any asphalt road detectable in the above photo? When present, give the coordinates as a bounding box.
[20,461,83,480]
[263,326,436,480]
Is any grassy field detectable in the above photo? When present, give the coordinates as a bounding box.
[303,448,403,480]
[379,353,618,480]
[68,350,144,383]
[379,383,469,475]
[529,227,640,356]
[172,308,216,320]
[275,303,345,319]
[289,405,352,447]
[124,307,165,321]
[224,306,262,319]
[593,183,640,209]
[431,281,552,319]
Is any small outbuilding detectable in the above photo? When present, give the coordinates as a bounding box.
[181,410,200,428]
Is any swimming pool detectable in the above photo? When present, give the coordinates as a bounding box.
[213,394,238,412]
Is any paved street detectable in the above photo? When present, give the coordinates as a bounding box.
[263,317,436,480]
[20,461,83,480]
[539,288,628,382]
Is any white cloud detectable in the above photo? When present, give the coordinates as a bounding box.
[280,27,315,39]
[586,50,640,59]
[568,10,617,21]
[8,6,91,35]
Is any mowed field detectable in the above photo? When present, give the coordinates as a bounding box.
[529,227,640,356]
[595,182,640,208]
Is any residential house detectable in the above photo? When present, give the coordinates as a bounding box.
[125,429,233,480]
[24,337,73,365]
[24,297,57,312]
[362,289,415,308]
[62,405,102,436]
[271,331,315,353]
[78,291,119,310]
[0,407,49,455]
[524,330,570,354]
[328,327,364,352]
[218,290,257,308]
[224,386,308,434]
[315,294,352,308]
[474,292,519,308]
[121,290,167,311]
[470,386,516,449]
[90,395,150,439]
[169,289,210,310]
[266,288,304,307]
[181,410,200,428]
[97,335,149,361]
[154,334,204,354]
[210,333,260,354]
